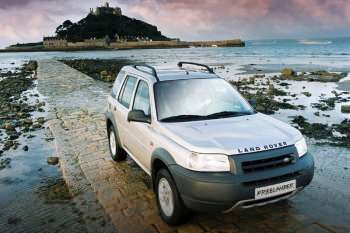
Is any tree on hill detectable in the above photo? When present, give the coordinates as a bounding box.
[55,13,169,42]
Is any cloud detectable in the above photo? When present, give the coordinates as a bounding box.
[0,0,94,48]
[125,0,350,40]
[0,0,350,48]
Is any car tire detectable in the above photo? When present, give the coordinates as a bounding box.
[108,125,127,161]
[156,168,190,226]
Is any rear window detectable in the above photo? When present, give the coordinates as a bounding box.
[118,76,137,108]
[112,70,125,98]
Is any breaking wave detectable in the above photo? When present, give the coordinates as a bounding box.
[298,40,333,45]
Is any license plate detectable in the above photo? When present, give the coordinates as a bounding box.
[255,180,296,200]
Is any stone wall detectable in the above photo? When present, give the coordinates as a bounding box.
[43,38,68,48]
[42,38,245,49]
[109,40,187,49]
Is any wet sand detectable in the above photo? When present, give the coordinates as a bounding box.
[337,80,350,91]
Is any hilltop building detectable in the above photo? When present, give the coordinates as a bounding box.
[39,1,244,50]
[90,1,122,16]
[43,36,111,49]
[43,36,68,48]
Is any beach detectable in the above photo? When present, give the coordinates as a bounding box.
[0,38,350,232]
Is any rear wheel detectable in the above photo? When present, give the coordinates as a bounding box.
[108,125,126,161]
[156,169,190,225]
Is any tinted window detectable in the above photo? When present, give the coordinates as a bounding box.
[118,76,137,108]
[112,70,125,98]
[133,80,151,116]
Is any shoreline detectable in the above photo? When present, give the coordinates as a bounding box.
[1,40,245,53]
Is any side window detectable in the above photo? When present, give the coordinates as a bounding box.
[133,80,151,116]
[112,70,125,98]
[118,76,137,108]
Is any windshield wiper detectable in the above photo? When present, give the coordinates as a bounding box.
[161,111,253,122]
[160,114,206,122]
[205,111,253,119]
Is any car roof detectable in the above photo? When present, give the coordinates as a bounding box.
[157,69,219,81]
[122,65,220,83]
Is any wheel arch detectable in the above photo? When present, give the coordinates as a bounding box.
[105,112,121,145]
[151,148,177,191]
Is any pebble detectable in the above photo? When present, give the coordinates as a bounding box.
[47,157,59,165]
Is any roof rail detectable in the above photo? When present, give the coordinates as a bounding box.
[133,64,159,82]
[178,61,214,74]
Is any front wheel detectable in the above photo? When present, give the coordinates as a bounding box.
[156,169,190,225]
[108,125,126,161]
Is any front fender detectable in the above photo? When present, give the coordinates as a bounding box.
[151,148,177,167]
[151,148,177,190]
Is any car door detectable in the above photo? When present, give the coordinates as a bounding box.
[114,75,138,149]
[127,79,153,171]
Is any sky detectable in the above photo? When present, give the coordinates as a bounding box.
[0,0,350,48]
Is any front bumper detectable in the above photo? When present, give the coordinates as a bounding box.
[169,152,314,213]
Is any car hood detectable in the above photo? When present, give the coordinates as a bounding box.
[159,113,302,155]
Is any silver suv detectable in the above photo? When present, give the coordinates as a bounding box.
[105,62,314,225]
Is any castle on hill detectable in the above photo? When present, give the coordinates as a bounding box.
[39,1,244,50]
[90,1,122,16]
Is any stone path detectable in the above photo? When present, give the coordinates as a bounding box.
[38,60,345,233]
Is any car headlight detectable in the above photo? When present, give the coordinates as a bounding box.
[186,153,230,172]
[295,137,307,157]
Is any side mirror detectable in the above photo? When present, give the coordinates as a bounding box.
[128,110,151,124]
[248,99,257,109]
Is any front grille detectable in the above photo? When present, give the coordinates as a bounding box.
[243,172,301,186]
[242,154,296,173]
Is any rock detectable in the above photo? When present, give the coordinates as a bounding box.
[278,69,343,82]
[23,118,33,125]
[279,82,290,87]
[3,122,15,131]
[47,157,59,165]
[8,132,20,140]
[0,158,11,169]
[100,70,108,78]
[281,68,296,77]
[38,102,46,107]
[302,92,312,97]
[32,123,42,129]
[23,145,29,151]
[341,105,350,113]
[24,60,38,72]
[268,85,287,96]
[37,117,46,124]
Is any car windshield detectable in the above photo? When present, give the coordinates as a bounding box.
[154,78,255,122]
